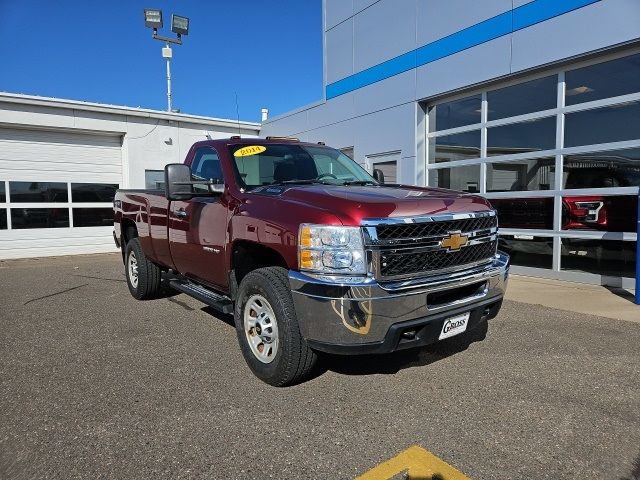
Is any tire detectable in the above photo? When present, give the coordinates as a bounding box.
[124,237,162,300]
[234,267,317,386]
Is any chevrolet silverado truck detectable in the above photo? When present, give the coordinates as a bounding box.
[113,137,509,386]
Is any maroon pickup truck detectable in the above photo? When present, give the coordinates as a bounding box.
[113,137,509,386]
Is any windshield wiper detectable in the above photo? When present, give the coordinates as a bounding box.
[341,180,377,186]
[271,179,333,186]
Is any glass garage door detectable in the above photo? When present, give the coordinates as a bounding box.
[425,51,640,287]
[0,128,123,259]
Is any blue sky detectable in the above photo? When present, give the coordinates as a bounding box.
[0,1,323,122]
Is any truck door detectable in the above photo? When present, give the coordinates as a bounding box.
[168,146,229,289]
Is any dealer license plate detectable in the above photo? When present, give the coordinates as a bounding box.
[438,312,470,340]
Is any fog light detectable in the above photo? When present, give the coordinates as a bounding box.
[402,330,416,339]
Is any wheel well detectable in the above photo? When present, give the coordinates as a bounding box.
[120,219,137,261]
[231,241,288,287]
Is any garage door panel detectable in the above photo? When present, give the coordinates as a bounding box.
[0,227,112,242]
[0,127,122,182]
[0,142,122,166]
[0,128,121,147]
[0,227,114,249]
[0,242,118,259]
[0,160,121,181]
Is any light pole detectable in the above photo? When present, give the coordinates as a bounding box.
[143,9,190,112]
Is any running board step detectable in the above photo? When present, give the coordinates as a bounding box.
[169,279,234,314]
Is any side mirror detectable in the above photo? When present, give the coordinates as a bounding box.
[373,168,385,184]
[165,163,193,201]
[164,163,226,200]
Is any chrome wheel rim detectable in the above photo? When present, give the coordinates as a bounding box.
[243,294,279,364]
[128,251,139,288]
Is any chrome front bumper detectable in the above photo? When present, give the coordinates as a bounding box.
[289,252,509,354]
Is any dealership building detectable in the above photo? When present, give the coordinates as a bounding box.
[261,0,640,287]
[0,93,259,259]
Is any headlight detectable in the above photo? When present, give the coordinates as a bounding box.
[298,224,366,274]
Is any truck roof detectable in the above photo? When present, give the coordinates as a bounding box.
[191,137,324,150]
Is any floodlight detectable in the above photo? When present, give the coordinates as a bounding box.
[144,9,163,29]
[171,15,189,36]
[143,9,190,112]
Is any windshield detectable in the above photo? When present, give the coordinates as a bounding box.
[228,143,377,190]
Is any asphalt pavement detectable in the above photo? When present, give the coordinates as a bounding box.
[1,253,639,479]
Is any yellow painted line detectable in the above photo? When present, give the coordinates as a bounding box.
[356,445,471,480]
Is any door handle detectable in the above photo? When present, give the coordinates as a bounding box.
[175,209,187,219]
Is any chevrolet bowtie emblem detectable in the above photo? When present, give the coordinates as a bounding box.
[440,232,469,251]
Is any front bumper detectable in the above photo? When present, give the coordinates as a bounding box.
[289,252,509,354]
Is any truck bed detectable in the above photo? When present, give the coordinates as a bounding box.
[114,189,173,269]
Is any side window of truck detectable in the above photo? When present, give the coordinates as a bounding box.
[191,148,223,193]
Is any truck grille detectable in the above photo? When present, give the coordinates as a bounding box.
[364,212,498,279]
[376,216,496,243]
[379,240,498,277]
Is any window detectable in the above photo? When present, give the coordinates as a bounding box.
[562,194,637,232]
[145,170,165,190]
[564,148,640,188]
[0,209,6,229]
[429,165,480,193]
[73,208,114,227]
[487,117,556,156]
[561,239,636,277]
[487,158,555,192]
[11,208,69,229]
[191,148,223,193]
[71,183,118,202]
[499,235,553,269]
[192,148,223,182]
[229,144,374,189]
[565,53,640,105]
[340,147,354,160]
[487,75,557,120]
[315,153,362,179]
[373,161,397,184]
[564,101,640,148]
[429,94,481,132]
[425,52,640,283]
[489,197,554,230]
[431,130,481,163]
[0,182,5,203]
[10,182,68,202]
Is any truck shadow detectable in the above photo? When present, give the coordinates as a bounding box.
[197,305,488,380]
[200,306,235,327]
[319,320,488,377]
[619,451,640,480]
[604,286,637,305]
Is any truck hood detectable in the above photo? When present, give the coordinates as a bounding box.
[265,184,492,225]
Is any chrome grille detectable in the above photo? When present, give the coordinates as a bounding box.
[379,240,498,277]
[376,216,496,244]
[363,212,498,280]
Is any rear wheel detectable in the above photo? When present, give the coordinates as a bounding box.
[124,237,162,300]
[234,267,317,386]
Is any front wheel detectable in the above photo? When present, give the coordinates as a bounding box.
[234,267,317,386]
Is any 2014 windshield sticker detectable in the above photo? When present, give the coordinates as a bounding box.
[234,145,266,157]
